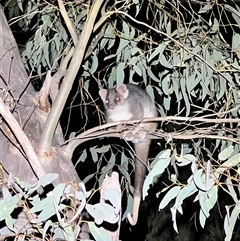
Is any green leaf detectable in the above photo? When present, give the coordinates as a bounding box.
[86,203,118,225]
[226,178,238,203]
[221,153,240,167]
[199,209,206,228]
[193,169,206,191]
[53,183,66,203]
[211,18,219,33]
[218,145,234,161]
[199,186,218,222]
[29,196,54,214]
[116,62,125,85]
[95,145,110,153]
[76,149,87,165]
[143,150,171,199]
[104,188,121,210]
[216,76,226,101]
[69,132,76,140]
[159,54,173,69]
[30,199,65,223]
[133,64,142,76]
[147,68,160,82]
[43,220,53,240]
[180,77,191,116]
[0,195,21,222]
[28,173,59,194]
[90,146,98,163]
[159,186,181,209]
[176,154,197,167]
[83,173,95,184]
[224,204,240,241]
[116,39,129,60]
[162,75,170,95]
[198,4,213,13]
[88,222,112,241]
[163,96,171,111]
[148,42,168,62]
[122,21,129,36]
[101,152,116,174]
[108,66,117,87]
[5,215,15,232]
[90,53,98,74]
[174,177,197,209]
[146,84,155,102]
[17,0,23,11]
[43,42,50,68]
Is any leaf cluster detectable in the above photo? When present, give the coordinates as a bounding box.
[0,173,120,241]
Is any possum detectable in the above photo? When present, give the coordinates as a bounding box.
[99,83,157,225]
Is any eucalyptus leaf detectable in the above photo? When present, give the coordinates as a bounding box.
[226,178,238,203]
[86,203,118,225]
[88,222,112,241]
[90,53,98,74]
[146,84,155,102]
[159,186,181,210]
[0,195,21,222]
[103,188,121,211]
[224,204,240,241]
[116,62,125,85]
[199,209,206,228]
[176,154,197,167]
[218,145,234,161]
[221,153,240,167]
[193,169,207,191]
[148,42,168,62]
[83,173,95,184]
[159,54,173,69]
[95,145,110,153]
[101,153,116,174]
[133,64,142,76]
[28,173,59,194]
[147,68,160,82]
[143,149,171,199]
[90,146,98,163]
[53,183,66,203]
[174,178,197,210]
[198,4,212,13]
[5,215,15,232]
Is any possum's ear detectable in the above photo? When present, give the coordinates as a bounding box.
[116,84,129,99]
[99,89,108,101]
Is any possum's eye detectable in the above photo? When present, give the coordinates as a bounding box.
[105,99,109,104]
[115,97,120,102]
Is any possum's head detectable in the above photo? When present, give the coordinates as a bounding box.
[99,84,129,112]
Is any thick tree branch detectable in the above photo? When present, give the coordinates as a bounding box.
[0,98,46,178]
[38,0,104,154]
[57,0,78,46]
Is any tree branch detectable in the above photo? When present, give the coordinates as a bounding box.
[57,0,78,46]
[63,116,240,154]
[38,0,104,154]
[0,98,46,178]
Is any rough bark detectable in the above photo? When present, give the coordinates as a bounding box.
[0,7,79,185]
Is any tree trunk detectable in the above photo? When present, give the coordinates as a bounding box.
[0,7,79,185]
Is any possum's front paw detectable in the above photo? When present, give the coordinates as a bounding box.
[121,127,146,143]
